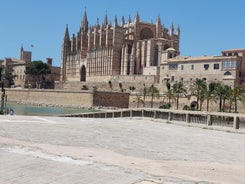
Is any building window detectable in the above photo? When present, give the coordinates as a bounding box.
[214,63,219,70]
[168,63,178,70]
[191,64,194,70]
[171,76,175,82]
[204,64,209,70]
[222,61,237,69]
[181,65,184,70]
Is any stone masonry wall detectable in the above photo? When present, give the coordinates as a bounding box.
[93,91,129,108]
[5,89,93,107]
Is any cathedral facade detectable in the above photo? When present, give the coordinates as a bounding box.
[60,11,180,83]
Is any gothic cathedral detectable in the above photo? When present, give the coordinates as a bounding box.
[61,10,180,83]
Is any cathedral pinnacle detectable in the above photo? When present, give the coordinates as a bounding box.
[64,24,70,42]
[81,10,88,32]
[135,11,140,22]
[177,24,180,35]
[103,11,108,28]
[156,15,161,25]
[121,16,125,26]
[128,15,131,24]
[114,16,118,27]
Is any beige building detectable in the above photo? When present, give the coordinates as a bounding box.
[222,49,245,88]
[160,53,243,89]
[0,46,60,88]
[6,58,27,87]
[61,11,180,83]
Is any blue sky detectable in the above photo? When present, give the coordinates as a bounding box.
[0,0,244,66]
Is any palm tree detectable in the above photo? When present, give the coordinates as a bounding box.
[222,85,232,112]
[212,82,225,112]
[172,81,187,110]
[142,83,147,107]
[147,84,160,108]
[189,78,207,110]
[205,82,216,111]
[163,88,175,108]
[163,81,175,107]
[134,94,144,108]
[232,85,245,113]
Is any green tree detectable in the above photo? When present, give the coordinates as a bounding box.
[172,81,187,110]
[212,82,232,112]
[190,78,207,110]
[134,94,144,108]
[25,60,51,88]
[3,66,17,87]
[163,82,175,108]
[232,85,245,113]
[142,83,147,107]
[212,82,222,112]
[205,82,216,111]
[222,85,232,112]
[147,84,160,108]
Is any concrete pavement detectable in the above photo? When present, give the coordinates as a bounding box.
[0,115,245,184]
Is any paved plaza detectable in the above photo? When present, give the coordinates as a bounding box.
[0,115,245,184]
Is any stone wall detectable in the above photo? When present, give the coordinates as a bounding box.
[5,89,93,107]
[5,89,129,109]
[93,91,129,108]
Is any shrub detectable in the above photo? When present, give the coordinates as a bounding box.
[159,103,171,109]
[183,105,191,110]
[129,86,135,91]
[81,85,89,90]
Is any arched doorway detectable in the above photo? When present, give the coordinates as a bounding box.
[80,65,86,81]
[190,101,197,110]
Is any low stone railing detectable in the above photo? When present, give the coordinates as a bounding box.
[62,108,245,130]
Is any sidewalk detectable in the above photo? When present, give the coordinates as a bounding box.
[0,115,245,184]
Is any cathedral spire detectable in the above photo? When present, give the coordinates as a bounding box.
[103,11,108,28]
[121,16,125,26]
[135,11,140,22]
[170,23,174,36]
[20,44,24,60]
[81,10,88,32]
[64,24,70,42]
[128,15,131,24]
[156,15,161,25]
[176,24,180,36]
[156,15,162,38]
[114,15,118,27]
[96,18,100,28]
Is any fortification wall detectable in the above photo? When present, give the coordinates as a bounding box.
[5,89,93,107]
[5,89,130,109]
[93,91,129,108]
